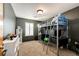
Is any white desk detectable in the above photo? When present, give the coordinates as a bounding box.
[3,36,19,56]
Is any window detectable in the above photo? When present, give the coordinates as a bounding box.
[25,22,34,36]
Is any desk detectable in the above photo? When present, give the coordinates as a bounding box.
[3,36,19,56]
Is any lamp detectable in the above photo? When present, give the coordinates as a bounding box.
[37,9,43,15]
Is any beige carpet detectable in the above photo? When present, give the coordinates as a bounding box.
[18,41,76,56]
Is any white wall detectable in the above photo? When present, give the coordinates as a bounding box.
[3,4,16,38]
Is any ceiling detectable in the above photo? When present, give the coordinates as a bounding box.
[11,3,79,21]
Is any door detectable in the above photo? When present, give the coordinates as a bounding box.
[0,3,3,56]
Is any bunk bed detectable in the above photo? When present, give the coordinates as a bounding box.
[50,15,68,47]
[38,14,68,55]
[39,14,68,47]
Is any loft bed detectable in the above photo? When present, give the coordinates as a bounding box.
[40,14,68,48]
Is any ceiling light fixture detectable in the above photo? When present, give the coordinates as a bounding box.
[37,9,43,15]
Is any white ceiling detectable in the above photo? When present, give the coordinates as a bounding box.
[11,3,79,21]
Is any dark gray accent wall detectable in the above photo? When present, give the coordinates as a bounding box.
[16,17,41,42]
[69,19,79,42]
[3,4,16,38]
[63,6,79,42]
